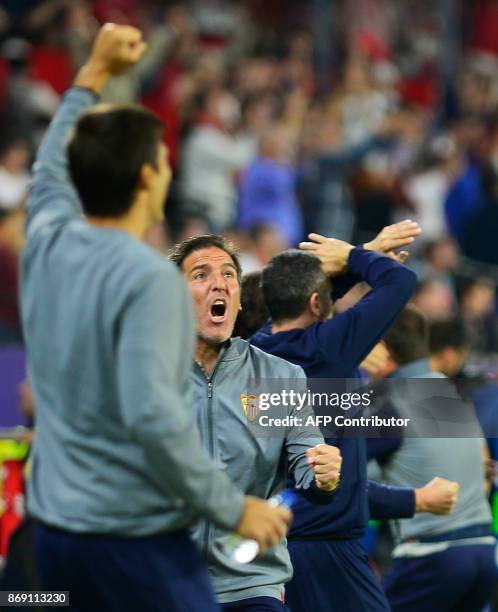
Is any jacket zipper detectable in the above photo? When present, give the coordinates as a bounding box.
[196,363,219,555]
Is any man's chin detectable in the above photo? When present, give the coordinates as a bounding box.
[199,329,232,347]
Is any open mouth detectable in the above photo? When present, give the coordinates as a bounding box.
[210,298,228,322]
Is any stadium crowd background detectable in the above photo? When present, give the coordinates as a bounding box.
[0,0,497,604]
[0,0,498,366]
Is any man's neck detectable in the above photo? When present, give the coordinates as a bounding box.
[429,355,444,375]
[272,313,315,333]
[86,196,150,241]
[195,339,223,377]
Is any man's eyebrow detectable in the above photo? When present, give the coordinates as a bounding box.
[189,263,210,274]
[188,260,237,273]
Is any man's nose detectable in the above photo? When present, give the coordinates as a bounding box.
[211,273,228,292]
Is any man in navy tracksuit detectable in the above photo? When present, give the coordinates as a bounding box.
[251,226,458,611]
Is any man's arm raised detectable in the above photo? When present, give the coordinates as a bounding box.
[26,24,146,238]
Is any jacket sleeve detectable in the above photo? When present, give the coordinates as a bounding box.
[26,88,96,240]
[116,265,245,530]
[330,272,363,301]
[368,480,416,519]
[316,248,417,368]
[284,367,335,503]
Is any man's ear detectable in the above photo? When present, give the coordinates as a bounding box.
[139,163,154,191]
[309,292,321,318]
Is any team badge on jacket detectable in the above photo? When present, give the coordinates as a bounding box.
[240,394,260,421]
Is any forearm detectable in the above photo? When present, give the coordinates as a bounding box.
[345,248,417,325]
[27,50,115,235]
[368,480,416,519]
[27,88,98,235]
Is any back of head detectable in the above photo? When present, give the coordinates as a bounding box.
[234,271,269,339]
[262,250,328,323]
[67,104,163,218]
[384,305,429,366]
[429,318,468,355]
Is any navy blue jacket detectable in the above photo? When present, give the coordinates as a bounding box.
[251,247,417,539]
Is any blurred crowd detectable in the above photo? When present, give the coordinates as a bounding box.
[0,0,498,372]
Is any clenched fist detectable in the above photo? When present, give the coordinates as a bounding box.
[75,23,147,93]
[415,477,460,515]
[307,444,342,492]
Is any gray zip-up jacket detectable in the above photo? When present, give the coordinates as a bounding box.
[191,338,325,603]
[23,87,245,536]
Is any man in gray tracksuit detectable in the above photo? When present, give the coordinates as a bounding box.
[376,306,495,612]
[170,234,343,611]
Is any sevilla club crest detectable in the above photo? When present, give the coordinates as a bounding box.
[240,394,260,421]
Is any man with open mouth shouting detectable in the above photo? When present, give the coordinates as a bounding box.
[169,234,342,611]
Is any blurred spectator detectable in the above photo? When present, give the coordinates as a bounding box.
[0,0,496,373]
[0,36,59,149]
[237,90,279,162]
[429,317,470,377]
[66,3,177,104]
[238,123,302,245]
[421,237,460,279]
[463,203,498,266]
[444,122,490,247]
[299,106,394,241]
[0,139,29,210]
[412,237,460,302]
[411,278,454,320]
[238,223,287,274]
[458,277,498,355]
[0,204,24,344]
[336,56,394,147]
[181,87,250,231]
[463,177,498,265]
[403,136,461,242]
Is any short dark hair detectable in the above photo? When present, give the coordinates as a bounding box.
[429,318,469,354]
[168,234,242,281]
[233,271,269,339]
[262,250,329,323]
[67,105,164,218]
[384,305,429,365]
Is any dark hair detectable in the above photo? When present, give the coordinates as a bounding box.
[67,105,164,218]
[248,222,277,244]
[233,271,269,339]
[429,318,469,354]
[384,305,429,365]
[168,234,242,281]
[262,250,329,322]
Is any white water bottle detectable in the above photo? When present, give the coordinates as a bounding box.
[228,490,296,564]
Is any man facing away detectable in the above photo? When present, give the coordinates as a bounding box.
[251,226,458,612]
[170,235,342,611]
[378,306,496,612]
[22,24,290,612]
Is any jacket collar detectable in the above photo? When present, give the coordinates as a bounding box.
[193,337,249,372]
[389,358,434,379]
